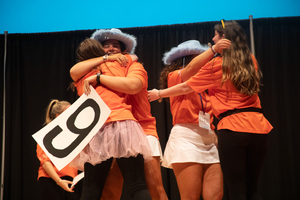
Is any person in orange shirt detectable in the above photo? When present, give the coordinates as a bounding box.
[157,40,230,200]
[36,100,80,200]
[148,20,273,200]
[69,38,153,200]
[70,29,168,200]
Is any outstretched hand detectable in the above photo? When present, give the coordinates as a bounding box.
[57,179,75,192]
[213,39,231,54]
[148,89,160,102]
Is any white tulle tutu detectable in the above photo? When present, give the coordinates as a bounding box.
[162,123,220,169]
[70,120,153,171]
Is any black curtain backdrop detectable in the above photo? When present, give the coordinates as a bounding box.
[0,16,300,200]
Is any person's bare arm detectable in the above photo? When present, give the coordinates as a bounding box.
[148,82,193,102]
[42,161,74,192]
[181,39,231,82]
[70,54,138,82]
[99,75,143,94]
[70,57,106,82]
[97,60,144,95]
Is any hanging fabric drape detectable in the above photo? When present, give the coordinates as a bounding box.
[0,16,299,200]
[1,30,8,200]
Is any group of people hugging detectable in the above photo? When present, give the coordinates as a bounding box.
[36,20,272,200]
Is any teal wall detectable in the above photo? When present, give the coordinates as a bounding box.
[0,0,299,33]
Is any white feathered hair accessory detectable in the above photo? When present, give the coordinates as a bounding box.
[90,28,137,54]
[162,40,209,65]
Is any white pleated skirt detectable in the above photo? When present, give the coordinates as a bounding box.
[147,135,163,161]
[162,123,220,169]
[70,120,153,171]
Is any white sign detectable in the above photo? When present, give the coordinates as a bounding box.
[32,86,111,170]
[71,172,84,188]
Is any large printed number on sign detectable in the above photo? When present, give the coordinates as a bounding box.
[43,99,100,158]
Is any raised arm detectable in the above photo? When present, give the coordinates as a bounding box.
[84,62,147,95]
[70,56,105,82]
[181,39,231,82]
[70,54,138,82]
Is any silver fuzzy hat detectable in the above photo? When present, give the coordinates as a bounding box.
[162,40,208,65]
[91,28,137,54]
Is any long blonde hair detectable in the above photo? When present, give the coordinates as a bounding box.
[215,20,262,96]
[44,100,70,125]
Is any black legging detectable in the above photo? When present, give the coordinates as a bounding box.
[38,176,80,200]
[217,129,268,200]
[80,154,152,200]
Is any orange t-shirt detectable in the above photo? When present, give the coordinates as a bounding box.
[36,144,78,180]
[75,55,136,123]
[168,69,214,129]
[125,61,158,138]
[186,55,273,134]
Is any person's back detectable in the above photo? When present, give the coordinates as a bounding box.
[187,50,271,134]
[168,69,213,125]
[185,20,273,200]
[124,61,157,136]
[159,40,223,200]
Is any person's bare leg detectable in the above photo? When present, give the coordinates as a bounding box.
[100,159,123,200]
[201,163,223,200]
[144,156,169,200]
[172,163,203,200]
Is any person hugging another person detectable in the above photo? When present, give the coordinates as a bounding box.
[148,20,272,200]
[158,40,227,200]
[70,28,168,200]
[69,36,153,200]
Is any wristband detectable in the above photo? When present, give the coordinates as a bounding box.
[103,54,108,62]
[211,45,217,54]
[158,90,162,103]
[96,73,101,84]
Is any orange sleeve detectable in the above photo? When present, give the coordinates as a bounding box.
[125,54,133,66]
[36,144,50,166]
[125,61,158,138]
[37,143,78,179]
[186,57,223,94]
[126,62,148,89]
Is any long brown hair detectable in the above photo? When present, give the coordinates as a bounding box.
[69,38,107,91]
[215,20,262,96]
[76,38,106,62]
[45,100,70,125]
[77,38,117,75]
